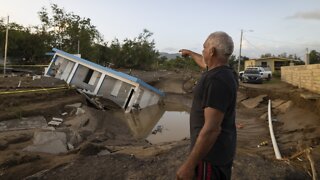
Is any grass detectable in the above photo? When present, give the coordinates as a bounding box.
[264,77,282,84]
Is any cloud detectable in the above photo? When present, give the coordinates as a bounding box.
[287,10,320,20]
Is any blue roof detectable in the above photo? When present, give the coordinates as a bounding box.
[52,48,164,97]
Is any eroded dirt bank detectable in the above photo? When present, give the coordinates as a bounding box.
[0,70,319,179]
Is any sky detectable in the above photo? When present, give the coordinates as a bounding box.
[1,0,320,59]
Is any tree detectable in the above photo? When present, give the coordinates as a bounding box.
[0,20,48,63]
[37,4,102,60]
[309,50,320,64]
[278,52,287,58]
[108,29,159,70]
[261,53,272,58]
[228,55,237,69]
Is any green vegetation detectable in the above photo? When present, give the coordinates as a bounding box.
[158,56,200,72]
[0,4,159,70]
[272,71,281,78]
[309,50,320,64]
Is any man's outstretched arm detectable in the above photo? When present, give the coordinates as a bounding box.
[179,49,206,69]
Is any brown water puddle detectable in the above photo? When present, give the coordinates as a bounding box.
[146,111,190,144]
[122,104,190,144]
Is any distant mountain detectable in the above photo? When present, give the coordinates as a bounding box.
[159,52,181,60]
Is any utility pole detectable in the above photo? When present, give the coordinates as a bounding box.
[238,29,243,73]
[77,40,80,54]
[3,16,9,76]
[305,48,309,65]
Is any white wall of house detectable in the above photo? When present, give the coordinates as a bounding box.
[98,76,117,97]
[97,75,135,107]
[54,57,68,79]
[61,61,75,81]
[139,89,160,108]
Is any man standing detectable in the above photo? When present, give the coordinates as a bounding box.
[177,31,238,180]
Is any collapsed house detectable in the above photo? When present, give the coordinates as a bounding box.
[44,48,165,112]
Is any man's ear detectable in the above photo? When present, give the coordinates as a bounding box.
[211,47,215,57]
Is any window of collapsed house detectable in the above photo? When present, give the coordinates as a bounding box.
[111,80,123,97]
[83,69,101,86]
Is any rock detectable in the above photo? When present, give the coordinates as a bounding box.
[32,75,42,80]
[80,118,90,127]
[271,99,285,108]
[241,95,267,109]
[65,103,82,109]
[24,169,49,179]
[300,93,320,100]
[90,134,108,143]
[259,112,268,120]
[0,140,8,150]
[33,131,67,145]
[69,131,83,146]
[42,126,55,131]
[0,116,47,132]
[48,117,64,127]
[237,92,248,103]
[0,154,40,169]
[75,107,86,115]
[48,120,62,126]
[276,101,293,113]
[67,143,74,150]
[79,143,106,156]
[52,117,63,122]
[24,139,67,154]
[23,131,68,154]
[5,133,33,144]
[97,149,111,156]
[78,130,93,140]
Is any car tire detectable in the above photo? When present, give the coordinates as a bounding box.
[267,75,271,81]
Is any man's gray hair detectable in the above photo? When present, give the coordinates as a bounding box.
[206,31,234,59]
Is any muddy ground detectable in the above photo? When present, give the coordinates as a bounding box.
[0,69,319,179]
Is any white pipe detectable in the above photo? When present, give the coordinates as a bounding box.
[268,99,282,159]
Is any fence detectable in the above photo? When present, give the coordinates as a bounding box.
[281,64,320,94]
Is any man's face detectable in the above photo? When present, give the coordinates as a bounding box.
[202,39,212,65]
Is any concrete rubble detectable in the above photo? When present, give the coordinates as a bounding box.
[48,117,63,126]
[0,116,47,132]
[275,100,293,113]
[300,92,320,100]
[237,92,248,103]
[241,94,267,109]
[23,131,68,154]
[75,107,86,116]
[259,112,268,120]
[65,103,82,109]
[271,99,285,108]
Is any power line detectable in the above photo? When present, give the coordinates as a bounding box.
[242,37,265,52]
[242,37,307,58]
[246,35,320,48]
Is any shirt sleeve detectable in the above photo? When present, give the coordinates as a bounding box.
[201,78,232,113]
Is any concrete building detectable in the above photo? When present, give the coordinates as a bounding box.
[45,48,165,112]
[244,57,299,72]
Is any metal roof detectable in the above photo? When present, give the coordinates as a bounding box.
[52,48,165,97]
